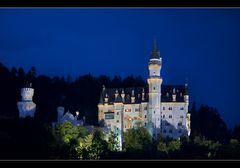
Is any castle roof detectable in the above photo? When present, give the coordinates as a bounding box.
[99,87,148,105]
[161,85,187,102]
[99,85,188,104]
[150,39,160,59]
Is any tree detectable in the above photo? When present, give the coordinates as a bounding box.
[123,127,152,152]
[156,137,181,159]
[26,66,37,82]
[192,135,221,159]
[111,75,122,88]
[107,131,120,152]
[75,128,108,160]
[52,122,88,159]
[157,141,167,153]
[75,134,94,160]
[91,128,108,159]
[190,105,228,143]
[168,139,181,153]
[232,124,240,141]
[218,139,240,159]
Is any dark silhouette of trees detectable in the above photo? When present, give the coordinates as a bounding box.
[0,62,240,159]
[232,124,240,141]
[190,103,229,143]
[0,62,147,126]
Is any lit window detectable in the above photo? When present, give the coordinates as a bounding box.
[105,112,114,119]
[125,109,131,112]
[169,115,172,118]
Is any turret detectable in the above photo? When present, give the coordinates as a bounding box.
[99,85,105,105]
[115,89,118,100]
[57,106,64,122]
[131,89,135,103]
[121,89,125,103]
[17,82,36,118]
[104,93,109,104]
[172,88,176,102]
[147,39,163,138]
[184,80,189,103]
[142,88,145,101]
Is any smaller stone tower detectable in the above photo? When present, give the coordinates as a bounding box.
[17,82,36,118]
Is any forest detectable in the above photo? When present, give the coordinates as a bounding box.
[0,62,239,160]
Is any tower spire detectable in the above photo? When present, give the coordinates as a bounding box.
[153,37,157,51]
[151,38,160,59]
[185,78,188,95]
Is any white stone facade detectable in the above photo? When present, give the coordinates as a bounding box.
[98,42,191,150]
[17,86,36,118]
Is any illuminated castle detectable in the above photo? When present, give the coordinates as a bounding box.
[17,83,36,118]
[98,41,191,150]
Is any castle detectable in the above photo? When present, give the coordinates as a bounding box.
[98,41,191,150]
[16,40,191,152]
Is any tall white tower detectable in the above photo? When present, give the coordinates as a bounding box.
[17,83,36,118]
[147,40,163,139]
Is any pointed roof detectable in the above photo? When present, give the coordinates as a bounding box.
[150,39,160,59]
[99,85,105,104]
[98,85,188,104]
[185,78,189,95]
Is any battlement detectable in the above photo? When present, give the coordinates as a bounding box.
[21,87,34,101]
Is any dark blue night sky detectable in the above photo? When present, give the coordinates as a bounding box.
[0,8,240,128]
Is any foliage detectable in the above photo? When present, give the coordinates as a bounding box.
[190,103,229,143]
[75,134,94,159]
[232,124,240,141]
[75,129,108,159]
[217,139,240,159]
[123,127,152,152]
[192,135,221,159]
[52,122,88,159]
[107,131,120,152]
[156,136,181,158]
